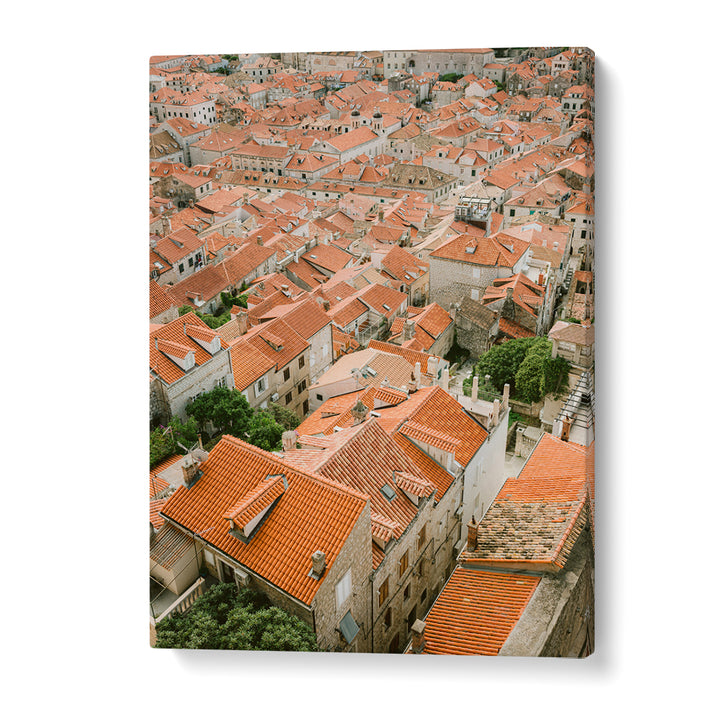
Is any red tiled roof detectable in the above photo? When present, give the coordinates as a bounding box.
[418,567,540,655]
[462,434,594,571]
[430,233,529,268]
[366,340,441,375]
[150,314,227,385]
[229,338,275,391]
[244,317,309,370]
[149,279,176,319]
[160,435,369,605]
[498,317,535,339]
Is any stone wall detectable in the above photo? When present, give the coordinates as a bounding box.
[166,351,234,420]
[150,378,171,428]
[310,503,373,652]
[429,255,512,311]
[370,494,447,653]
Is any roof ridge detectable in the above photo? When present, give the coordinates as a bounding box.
[220,435,370,503]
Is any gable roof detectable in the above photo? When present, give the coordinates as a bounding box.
[149,314,227,385]
[160,435,369,605]
[416,567,540,655]
[430,233,530,268]
[461,434,594,571]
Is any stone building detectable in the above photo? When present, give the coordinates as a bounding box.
[149,314,233,423]
[406,432,594,657]
[156,435,373,652]
[454,295,498,357]
[428,233,532,310]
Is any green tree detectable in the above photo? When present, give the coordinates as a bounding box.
[150,416,200,468]
[155,584,317,652]
[185,386,253,438]
[514,341,549,403]
[247,410,284,451]
[474,336,568,402]
[267,402,301,431]
[475,337,536,393]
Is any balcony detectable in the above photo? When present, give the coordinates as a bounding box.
[150,575,219,645]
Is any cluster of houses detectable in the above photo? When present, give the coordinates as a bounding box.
[149,47,595,656]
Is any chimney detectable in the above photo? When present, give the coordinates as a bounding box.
[471,375,479,402]
[427,356,439,379]
[440,369,449,392]
[467,516,478,551]
[403,319,416,341]
[515,425,524,456]
[235,309,248,336]
[310,550,326,578]
[414,361,422,386]
[282,430,297,451]
[502,383,510,412]
[181,454,199,487]
[350,399,368,425]
[410,619,427,654]
[491,398,500,427]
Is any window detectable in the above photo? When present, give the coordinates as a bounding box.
[283,367,290,382]
[298,355,305,369]
[285,391,292,404]
[298,379,307,393]
[384,607,392,629]
[316,393,323,401]
[379,577,389,606]
[471,289,479,301]
[188,256,194,266]
[399,550,409,578]
[403,582,411,601]
[509,208,515,217]
[335,569,352,608]
[418,523,427,550]
[203,549,216,567]
[256,377,266,394]
[179,263,185,273]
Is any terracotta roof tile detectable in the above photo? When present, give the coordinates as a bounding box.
[150,314,227,386]
[149,279,176,319]
[418,568,540,655]
[160,435,369,605]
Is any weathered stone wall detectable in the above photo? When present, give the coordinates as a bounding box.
[310,503,373,652]
[150,378,171,428]
[370,494,444,653]
[165,351,234,420]
[455,312,492,357]
[429,256,511,310]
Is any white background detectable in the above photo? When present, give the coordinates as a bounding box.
[5,2,717,717]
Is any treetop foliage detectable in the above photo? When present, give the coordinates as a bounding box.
[154,583,318,652]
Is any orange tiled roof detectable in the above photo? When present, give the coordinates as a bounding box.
[149,279,176,319]
[229,338,275,392]
[160,435,369,605]
[150,314,227,385]
[418,567,540,655]
[430,233,530,268]
[498,317,535,339]
[244,317,309,370]
[366,340,441,375]
[462,434,594,570]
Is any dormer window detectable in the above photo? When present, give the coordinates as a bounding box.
[224,473,287,543]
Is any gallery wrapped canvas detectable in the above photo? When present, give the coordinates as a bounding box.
[149,47,594,656]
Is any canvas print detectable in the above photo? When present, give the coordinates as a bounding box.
[149,47,595,656]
